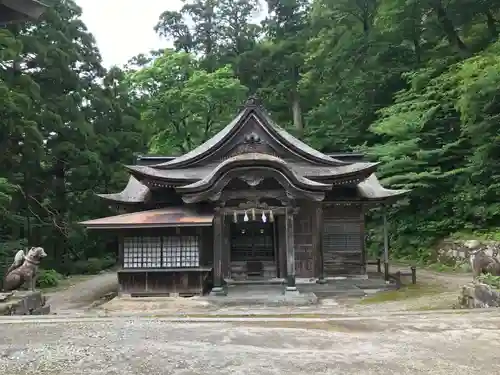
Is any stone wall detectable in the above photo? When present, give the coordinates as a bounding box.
[437,239,500,267]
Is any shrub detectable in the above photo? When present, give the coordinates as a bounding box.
[70,256,117,275]
[37,269,64,288]
[478,273,500,289]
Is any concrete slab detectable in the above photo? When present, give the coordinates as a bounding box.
[205,284,318,307]
[205,277,393,306]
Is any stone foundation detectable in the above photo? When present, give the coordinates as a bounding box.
[0,291,51,315]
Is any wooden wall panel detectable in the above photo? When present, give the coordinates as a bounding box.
[322,205,365,276]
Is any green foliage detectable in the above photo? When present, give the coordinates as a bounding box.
[450,230,500,241]
[37,269,64,288]
[69,256,116,275]
[2,0,500,271]
[0,0,146,275]
[129,51,248,154]
[478,274,500,289]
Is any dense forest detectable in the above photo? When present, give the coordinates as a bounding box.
[1,0,500,281]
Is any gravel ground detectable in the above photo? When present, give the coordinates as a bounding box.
[1,311,500,375]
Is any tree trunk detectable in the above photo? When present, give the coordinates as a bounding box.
[291,90,303,134]
[431,1,468,55]
[486,11,498,40]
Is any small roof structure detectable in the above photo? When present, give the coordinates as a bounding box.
[80,208,214,229]
[0,0,47,24]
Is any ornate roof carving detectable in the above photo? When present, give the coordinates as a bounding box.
[176,153,332,194]
[181,167,327,204]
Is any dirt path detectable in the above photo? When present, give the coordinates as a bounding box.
[42,265,473,315]
[390,264,473,290]
[45,272,118,313]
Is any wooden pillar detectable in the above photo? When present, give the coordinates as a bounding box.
[285,206,298,293]
[383,205,390,282]
[360,204,367,276]
[315,204,326,284]
[210,208,226,296]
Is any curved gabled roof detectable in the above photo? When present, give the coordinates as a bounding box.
[95,173,410,204]
[124,160,379,183]
[150,100,349,169]
[176,153,332,194]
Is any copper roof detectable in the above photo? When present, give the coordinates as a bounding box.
[80,208,214,229]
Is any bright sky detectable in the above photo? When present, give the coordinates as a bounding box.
[77,1,183,67]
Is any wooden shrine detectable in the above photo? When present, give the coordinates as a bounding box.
[81,98,408,296]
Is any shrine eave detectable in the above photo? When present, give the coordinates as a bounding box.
[357,174,410,201]
[124,160,380,186]
[96,176,150,204]
[80,208,214,230]
[176,153,333,194]
[0,0,47,24]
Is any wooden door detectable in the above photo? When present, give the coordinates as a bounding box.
[230,222,274,261]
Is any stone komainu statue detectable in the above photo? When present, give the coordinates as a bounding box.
[471,249,500,278]
[2,247,47,292]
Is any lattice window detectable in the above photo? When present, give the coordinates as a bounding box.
[123,237,143,268]
[123,236,199,269]
[323,222,362,253]
[142,236,162,268]
[162,236,200,268]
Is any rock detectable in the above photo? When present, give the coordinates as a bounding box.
[0,291,51,315]
[0,292,13,302]
[458,282,500,308]
[464,240,481,249]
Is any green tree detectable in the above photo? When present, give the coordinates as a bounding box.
[129,50,248,154]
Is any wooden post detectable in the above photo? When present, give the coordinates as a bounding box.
[210,208,226,296]
[395,271,401,289]
[411,266,417,284]
[285,206,298,293]
[315,204,326,284]
[383,206,390,282]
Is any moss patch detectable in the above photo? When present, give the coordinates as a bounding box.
[359,284,445,304]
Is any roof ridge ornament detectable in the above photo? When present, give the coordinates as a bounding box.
[245,95,261,107]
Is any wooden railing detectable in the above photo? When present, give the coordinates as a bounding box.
[366,258,417,289]
[324,258,417,289]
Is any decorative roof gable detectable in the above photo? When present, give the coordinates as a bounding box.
[151,97,349,170]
